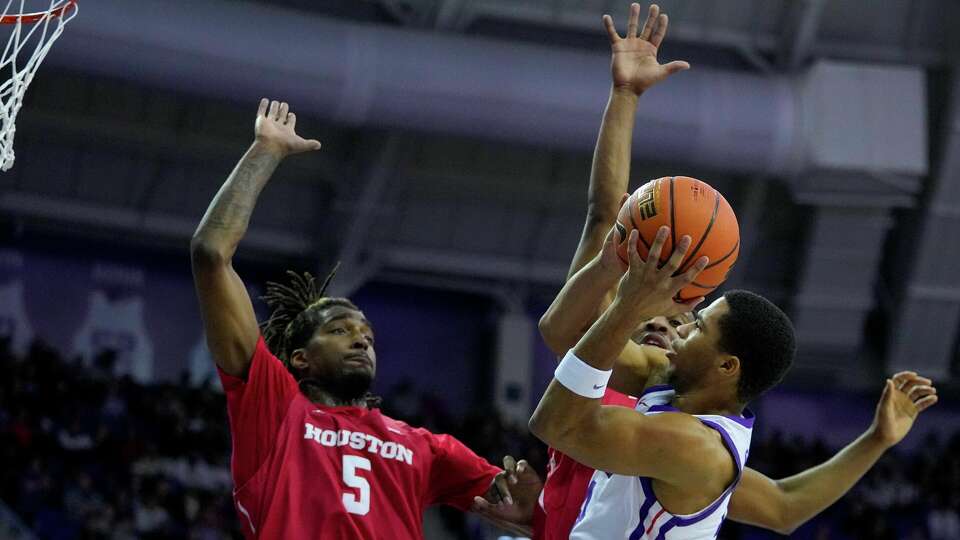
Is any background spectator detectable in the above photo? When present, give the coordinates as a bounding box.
[2,338,957,539]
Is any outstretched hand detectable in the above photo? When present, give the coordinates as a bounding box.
[254,98,322,157]
[616,226,707,320]
[472,456,542,536]
[870,371,938,449]
[604,3,690,95]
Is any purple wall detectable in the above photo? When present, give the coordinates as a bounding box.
[352,283,494,417]
[754,386,960,452]
[0,239,495,418]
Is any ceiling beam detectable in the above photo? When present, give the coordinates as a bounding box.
[0,191,313,255]
[435,0,471,30]
[466,1,944,67]
[779,0,828,70]
[326,135,402,297]
[383,246,568,285]
[16,108,336,182]
[887,70,960,379]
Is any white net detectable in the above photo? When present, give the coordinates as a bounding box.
[0,0,76,171]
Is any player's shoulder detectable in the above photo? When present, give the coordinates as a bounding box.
[379,413,413,432]
[376,413,436,443]
[643,410,728,457]
[224,334,297,394]
[251,334,290,370]
[640,412,733,484]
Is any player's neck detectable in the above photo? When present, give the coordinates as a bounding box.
[671,386,742,418]
[299,381,369,408]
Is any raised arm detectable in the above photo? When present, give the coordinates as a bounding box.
[190,99,322,378]
[540,234,624,354]
[477,375,938,534]
[530,228,708,480]
[539,226,676,396]
[564,3,690,281]
[728,372,938,535]
[540,3,689,384]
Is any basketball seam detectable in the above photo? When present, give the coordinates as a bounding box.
[664,176,676,269]
[704,238,739,270]
[629,211,652,252]
[675,190,720,276]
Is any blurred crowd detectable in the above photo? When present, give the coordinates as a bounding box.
[1,338,958,540]
[724,430,960,540]
[1,340,236,540]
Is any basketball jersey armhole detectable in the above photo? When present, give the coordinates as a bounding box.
[637,419,742,529]
[668,419,742,524]
[697,419,743,475]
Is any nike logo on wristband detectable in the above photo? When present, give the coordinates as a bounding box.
[593,384,605,390]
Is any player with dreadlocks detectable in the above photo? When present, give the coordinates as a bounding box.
[190,99,527,539]
[259,266,383,409]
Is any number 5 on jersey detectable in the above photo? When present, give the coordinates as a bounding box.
[342,455,371,515]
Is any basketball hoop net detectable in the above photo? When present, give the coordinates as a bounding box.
[0,0,77,171]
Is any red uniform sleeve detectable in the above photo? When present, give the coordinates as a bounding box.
[217,335,299,488]
[423,433,500,511]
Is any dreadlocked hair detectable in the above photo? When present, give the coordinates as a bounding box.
[259,264,381,409]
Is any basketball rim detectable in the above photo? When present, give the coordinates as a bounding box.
[0,0,77,25]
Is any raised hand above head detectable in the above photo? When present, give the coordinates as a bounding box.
[604,3,690,95]
[254,98,323,158]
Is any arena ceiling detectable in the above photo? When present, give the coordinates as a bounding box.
[1,0,958,387]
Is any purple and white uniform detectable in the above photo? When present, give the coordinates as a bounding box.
[569,385,754,540]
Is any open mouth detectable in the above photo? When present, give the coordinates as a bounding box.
[637,333,670,351]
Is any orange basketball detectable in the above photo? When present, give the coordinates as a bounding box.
[615,176,740,301]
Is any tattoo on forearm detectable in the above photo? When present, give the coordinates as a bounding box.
[199,146,281,235]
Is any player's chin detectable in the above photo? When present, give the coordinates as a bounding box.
[341,356,375,372]
[340,363,376,384]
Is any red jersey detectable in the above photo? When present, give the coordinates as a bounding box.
[532,388,638,540]
[218,336,500,539]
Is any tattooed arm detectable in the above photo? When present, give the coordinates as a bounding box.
[190,99,322,378]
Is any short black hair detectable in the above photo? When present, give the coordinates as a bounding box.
[717,290,796,403]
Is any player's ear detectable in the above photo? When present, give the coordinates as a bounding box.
[290,349,309,371]
[718,354,739,377]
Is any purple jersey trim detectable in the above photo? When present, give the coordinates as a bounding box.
[667,419,742,526]
[722,407,755,428]
[639,383,754,429]
[629,419,746,533]
[698,419,743,471]
[655,517,678,540]
[576,479,598,525]
[640,384,673,397]
[618,389,750,537]
[713,512,727,538]
[628,477,658,540]
[646,404,680,413]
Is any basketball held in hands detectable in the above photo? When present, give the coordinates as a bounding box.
[615,176,740,301]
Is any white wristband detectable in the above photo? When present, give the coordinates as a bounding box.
[554,349,612,399]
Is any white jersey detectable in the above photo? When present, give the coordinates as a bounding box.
[569,385,754,540]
